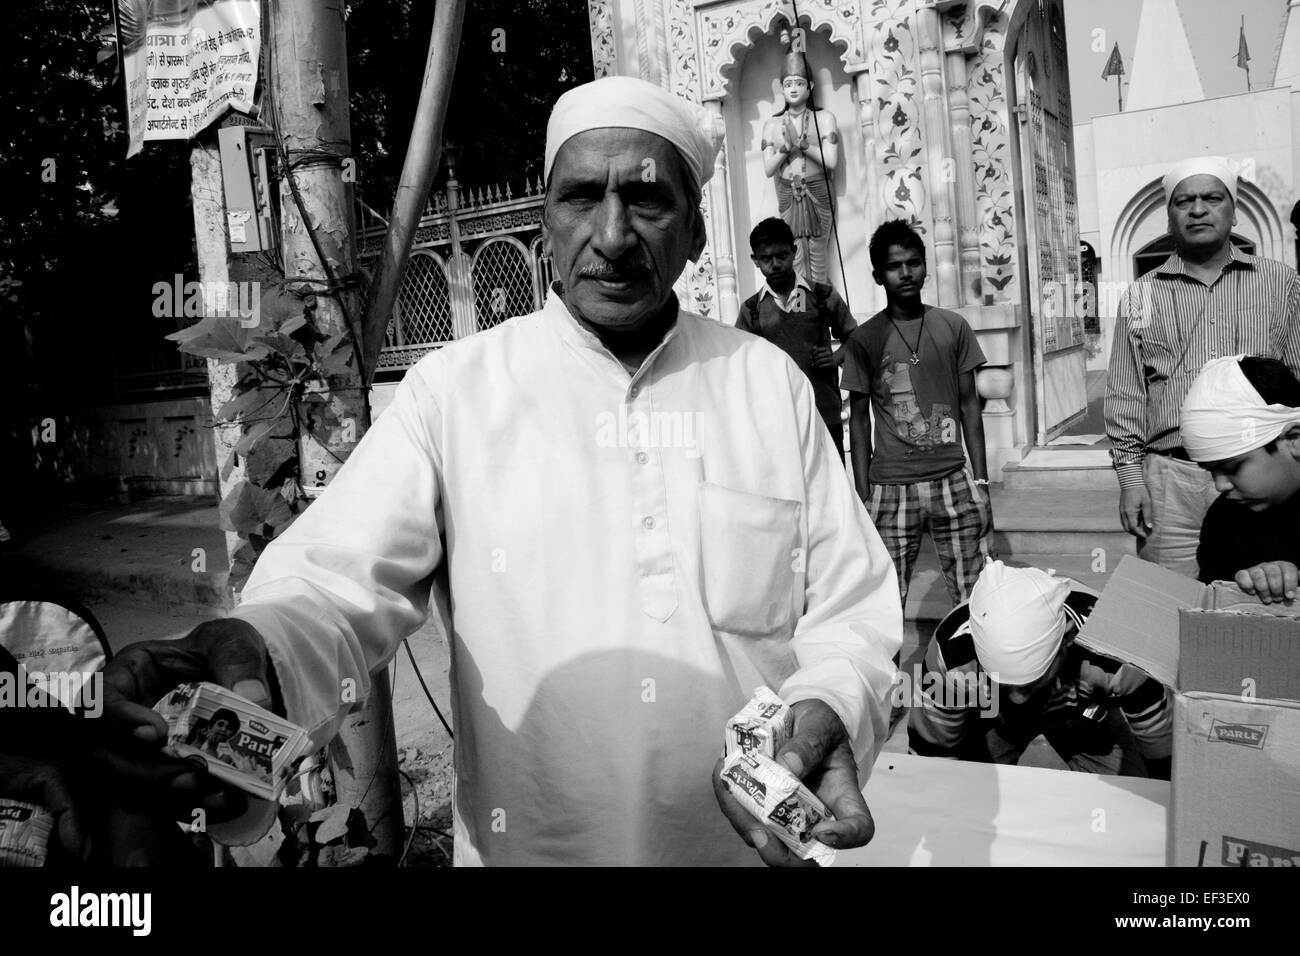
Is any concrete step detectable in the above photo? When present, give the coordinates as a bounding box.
[996,529,1136,555]
[1001,462,1118,493]
[986,484,1133,555]
[1001,448,1117,493]
[989,487,1120,531]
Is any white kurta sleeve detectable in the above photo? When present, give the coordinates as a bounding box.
[229,367,445,750]
[776,370,902,780]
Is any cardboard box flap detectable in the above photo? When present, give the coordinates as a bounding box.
[1076,555,1204,689]
[1207,582,1300,616]
[1179,608,1300,700]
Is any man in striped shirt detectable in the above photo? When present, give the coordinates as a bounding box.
[1104,156,1300,578]
[907,562,1171,777]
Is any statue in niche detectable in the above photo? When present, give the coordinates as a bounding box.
[761,38,839,283]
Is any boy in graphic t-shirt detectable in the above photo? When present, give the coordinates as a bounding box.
[841,220,992,609]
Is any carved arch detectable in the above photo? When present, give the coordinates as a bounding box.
[1110,176,1287,282]
[695,0,866,102]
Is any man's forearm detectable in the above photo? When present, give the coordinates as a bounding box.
[849,410,872,499]
[959,398,987,480]
[1104,314,1149,488]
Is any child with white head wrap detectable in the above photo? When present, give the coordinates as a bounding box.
[1181,355,1300,464]
[968,562,1072,686]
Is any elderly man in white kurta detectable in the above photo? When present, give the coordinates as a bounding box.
[101,76,901,866]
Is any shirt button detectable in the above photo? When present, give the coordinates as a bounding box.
[629,386,639,399]
[643,516,656,530]
[636,451,649,464]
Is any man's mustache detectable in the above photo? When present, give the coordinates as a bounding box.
[578,260,652,280]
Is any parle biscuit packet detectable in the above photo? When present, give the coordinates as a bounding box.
[154,681,313,802]
[719,750,836,867]
[0,799,55,868]
[725,686,795,759]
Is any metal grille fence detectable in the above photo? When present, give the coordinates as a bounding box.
[361,177,547,369]
[472,238,536,330]
[398,252,454,343]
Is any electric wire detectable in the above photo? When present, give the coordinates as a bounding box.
[398,768,419,866]
[404,638,454,740]
[264,0,371,391]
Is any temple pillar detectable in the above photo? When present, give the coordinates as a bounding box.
[854,68,883,316]
[916,4,960,307]
[946,48,983,306]
[703,99,740,323]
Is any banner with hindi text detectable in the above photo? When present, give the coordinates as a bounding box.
[113,0,261,157]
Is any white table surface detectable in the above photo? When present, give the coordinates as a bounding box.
[839,752,1169,866]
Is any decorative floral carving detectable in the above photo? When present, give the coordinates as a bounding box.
[968,13,1015,303]
[678,187,717,317]
[936,0,1002,52]
[667,0,718,315]
[667,0,701,101]
[459,207,544,240]
[870,0,926,236]
[414,223,451,245]
[941,1,973,49]
[589,0,618,79]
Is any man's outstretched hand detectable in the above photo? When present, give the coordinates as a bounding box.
[713,698,875,867]
[95,618,274,823]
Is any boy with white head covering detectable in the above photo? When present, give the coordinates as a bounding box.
[1106,154,1300,578]
[1184,355,1300,601]
[908,562,1172,777]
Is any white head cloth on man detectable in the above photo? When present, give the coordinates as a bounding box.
[1181,356,1300,463]
[543,76,723,192]
[968,561,1071,686]
[1162,155,1238,206]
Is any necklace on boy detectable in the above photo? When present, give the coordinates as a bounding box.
[887,313,925,366]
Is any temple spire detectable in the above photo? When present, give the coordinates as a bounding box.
[1126,0,1204,111]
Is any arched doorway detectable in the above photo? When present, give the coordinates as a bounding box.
[1133,233,1256,278]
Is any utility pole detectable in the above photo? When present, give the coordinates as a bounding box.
[268,0,402,862]
[191,129,246,592]
[362,0,466,378]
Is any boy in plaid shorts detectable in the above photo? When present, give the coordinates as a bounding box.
[841,220,992,610]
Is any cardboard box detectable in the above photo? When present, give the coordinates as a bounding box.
[1078,555,1300,867]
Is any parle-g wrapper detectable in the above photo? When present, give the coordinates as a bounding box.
[720,749,836,866]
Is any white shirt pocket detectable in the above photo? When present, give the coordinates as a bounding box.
[698,480,802,636]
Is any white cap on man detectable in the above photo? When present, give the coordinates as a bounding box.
[1162,156,1238,207]
[543,76,723,191]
